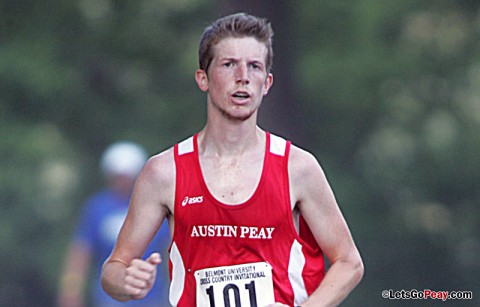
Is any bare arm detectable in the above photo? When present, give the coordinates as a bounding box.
[100,150,175,302]
[288,146,364,307]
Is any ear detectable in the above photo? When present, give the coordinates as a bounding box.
[195,69,209,92]
[263,73,273,96]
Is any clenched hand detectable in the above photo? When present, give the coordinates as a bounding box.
[124,252,161,300]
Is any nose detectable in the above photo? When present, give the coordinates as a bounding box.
[235,64,249,84]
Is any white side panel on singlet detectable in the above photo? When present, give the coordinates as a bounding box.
[288,239,308,305]
[169,242,185,306]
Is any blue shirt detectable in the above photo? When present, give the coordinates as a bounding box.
[75,189,171,306]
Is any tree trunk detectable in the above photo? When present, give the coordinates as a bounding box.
[218,1,305,144]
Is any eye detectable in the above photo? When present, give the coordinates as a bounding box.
[249,62,261,70]
[223,61,233,68]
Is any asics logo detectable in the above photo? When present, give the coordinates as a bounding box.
[182,195,204,206]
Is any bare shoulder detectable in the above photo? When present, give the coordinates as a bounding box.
[135,147,176,209]
[288,144,332,208]
[142,147,175,184]
[289,144,326,184]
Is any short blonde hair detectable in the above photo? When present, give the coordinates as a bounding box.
[198,12,274,73]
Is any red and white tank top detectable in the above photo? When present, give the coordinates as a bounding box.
[169,132,325,307]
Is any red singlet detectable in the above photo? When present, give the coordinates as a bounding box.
[169,132,325,306]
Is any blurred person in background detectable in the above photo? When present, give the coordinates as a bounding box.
[57,142,170,307]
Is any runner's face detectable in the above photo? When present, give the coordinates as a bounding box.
[196,37,273,121]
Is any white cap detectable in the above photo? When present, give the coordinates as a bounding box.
[100,141,148,178]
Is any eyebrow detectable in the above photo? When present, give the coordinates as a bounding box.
[219,57,265,65]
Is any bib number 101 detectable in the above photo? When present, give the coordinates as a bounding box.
[195,262,275,307]
[206,280,258,307]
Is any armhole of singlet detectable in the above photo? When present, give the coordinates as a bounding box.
[172,135,195,206]
[171,136,194,245]
[284,140,304,241]
[286,143,322,253]
[173,143,180,209]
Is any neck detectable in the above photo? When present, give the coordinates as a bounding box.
[198,122,264,157]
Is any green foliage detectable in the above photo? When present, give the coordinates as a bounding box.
[1,0,479,305]
[1,0,215,304]
[291,0,480,303]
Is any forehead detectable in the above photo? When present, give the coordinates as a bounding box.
[212,36,268,63]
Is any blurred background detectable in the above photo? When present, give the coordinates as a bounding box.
[1,0,479,306]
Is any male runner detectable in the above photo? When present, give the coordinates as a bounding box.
[101,12,363,307]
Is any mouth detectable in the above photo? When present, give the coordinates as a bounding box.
[232,91,251,102]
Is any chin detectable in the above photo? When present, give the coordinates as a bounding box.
[225,109,257,122]
[213,104,255,122]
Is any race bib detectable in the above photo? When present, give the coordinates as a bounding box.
[195,262,275,307]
